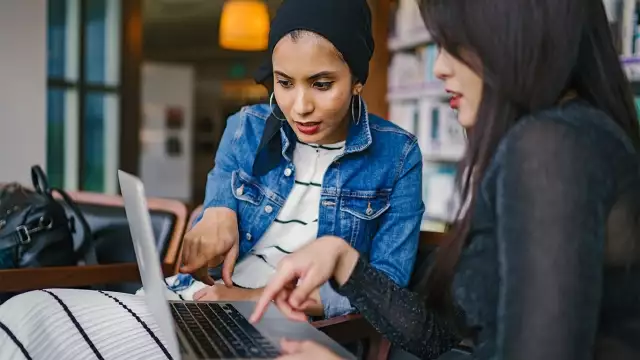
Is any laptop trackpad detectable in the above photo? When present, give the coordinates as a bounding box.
[231,302,357,360]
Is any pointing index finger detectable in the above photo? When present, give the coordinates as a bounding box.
[250,269,298,323]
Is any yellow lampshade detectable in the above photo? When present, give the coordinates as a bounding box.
[219,0,270,51]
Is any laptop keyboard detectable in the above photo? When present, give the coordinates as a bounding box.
[171,302,281,359]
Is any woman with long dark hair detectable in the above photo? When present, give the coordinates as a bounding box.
[0,1,426,359]
[251,0,640,359]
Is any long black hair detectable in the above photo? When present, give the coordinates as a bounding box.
[417,0,640,322]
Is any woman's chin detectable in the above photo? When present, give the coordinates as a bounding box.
[294,130,323,144]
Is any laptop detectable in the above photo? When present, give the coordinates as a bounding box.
[117,170,355,360]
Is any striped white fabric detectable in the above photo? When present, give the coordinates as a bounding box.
[0,289,172,360]
[232,140,345,289]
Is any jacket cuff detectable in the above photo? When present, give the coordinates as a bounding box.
[319,281,356,319]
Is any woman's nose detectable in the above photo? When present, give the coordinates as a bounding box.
[292,90,314,117]
[433,49,452,81]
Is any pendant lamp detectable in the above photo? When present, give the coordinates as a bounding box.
[219,0,270,51]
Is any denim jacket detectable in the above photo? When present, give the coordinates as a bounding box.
[195,102,424,318]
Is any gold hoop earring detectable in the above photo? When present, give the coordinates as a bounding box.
[269,93,286,121]
[351,94,362,125]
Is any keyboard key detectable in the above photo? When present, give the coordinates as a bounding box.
[172,302,280,359]
[214,304,281,358]
[189,304,235,358]
[201,304,257,358]
[171,306,205,358]
[181,304,222,358]
[219,304,281,356]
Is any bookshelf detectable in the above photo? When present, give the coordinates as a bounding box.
[387,82,446,101]
[622,55,640,81]
[387,0,460,231]
[388,30,432,52]
[387,0,640,232]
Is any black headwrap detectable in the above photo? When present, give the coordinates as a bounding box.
[252,0,374,176]
[254,0,375,86]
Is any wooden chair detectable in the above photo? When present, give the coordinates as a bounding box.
[0,190,188,294]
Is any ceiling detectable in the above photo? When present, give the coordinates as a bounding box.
[143,0,283,63]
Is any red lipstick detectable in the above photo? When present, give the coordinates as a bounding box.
[295,122,320,135]
[447,90,462,110]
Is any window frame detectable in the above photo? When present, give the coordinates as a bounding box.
[47,0,122,194]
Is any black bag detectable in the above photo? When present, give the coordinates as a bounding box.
[0,165,97,275]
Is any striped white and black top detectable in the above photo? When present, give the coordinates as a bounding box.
[231,140,345,289]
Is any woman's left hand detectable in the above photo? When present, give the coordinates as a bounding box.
[194,285,262,302]
[277,339,343,360]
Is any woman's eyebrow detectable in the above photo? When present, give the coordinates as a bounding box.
[273,70,337,80]
[307,71,336,80]
[273,70,292,78]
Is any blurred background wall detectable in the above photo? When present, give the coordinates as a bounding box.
[0,1,47,186]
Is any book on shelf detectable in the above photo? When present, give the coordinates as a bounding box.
[423,162,458,224]
[390,100,465,159]
[604,0,640,57]
[389,0,428,42]
[388,44,441,94]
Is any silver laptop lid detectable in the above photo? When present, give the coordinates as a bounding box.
[118,170,181,359]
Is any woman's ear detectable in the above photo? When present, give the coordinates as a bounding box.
[353,83,364,95]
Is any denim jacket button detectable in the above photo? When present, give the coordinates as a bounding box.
[245,233,252,241]
[235,185,244,196]
[264,205,273,214]
[284,168,292,177]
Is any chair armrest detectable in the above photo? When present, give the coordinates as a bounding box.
[312,314,379,344]
[312,314,364,328]
[0,262,175,293]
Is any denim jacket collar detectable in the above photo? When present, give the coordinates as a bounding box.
[343,99,373,155]
[253,100,372,176]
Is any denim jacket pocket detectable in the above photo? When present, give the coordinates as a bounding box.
[231,170,265,238]
[231,170,264,205]
[339,190,391,250]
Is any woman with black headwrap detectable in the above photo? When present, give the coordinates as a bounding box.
[0,1,425,359]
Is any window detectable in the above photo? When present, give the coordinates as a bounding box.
[47,0,121,193]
